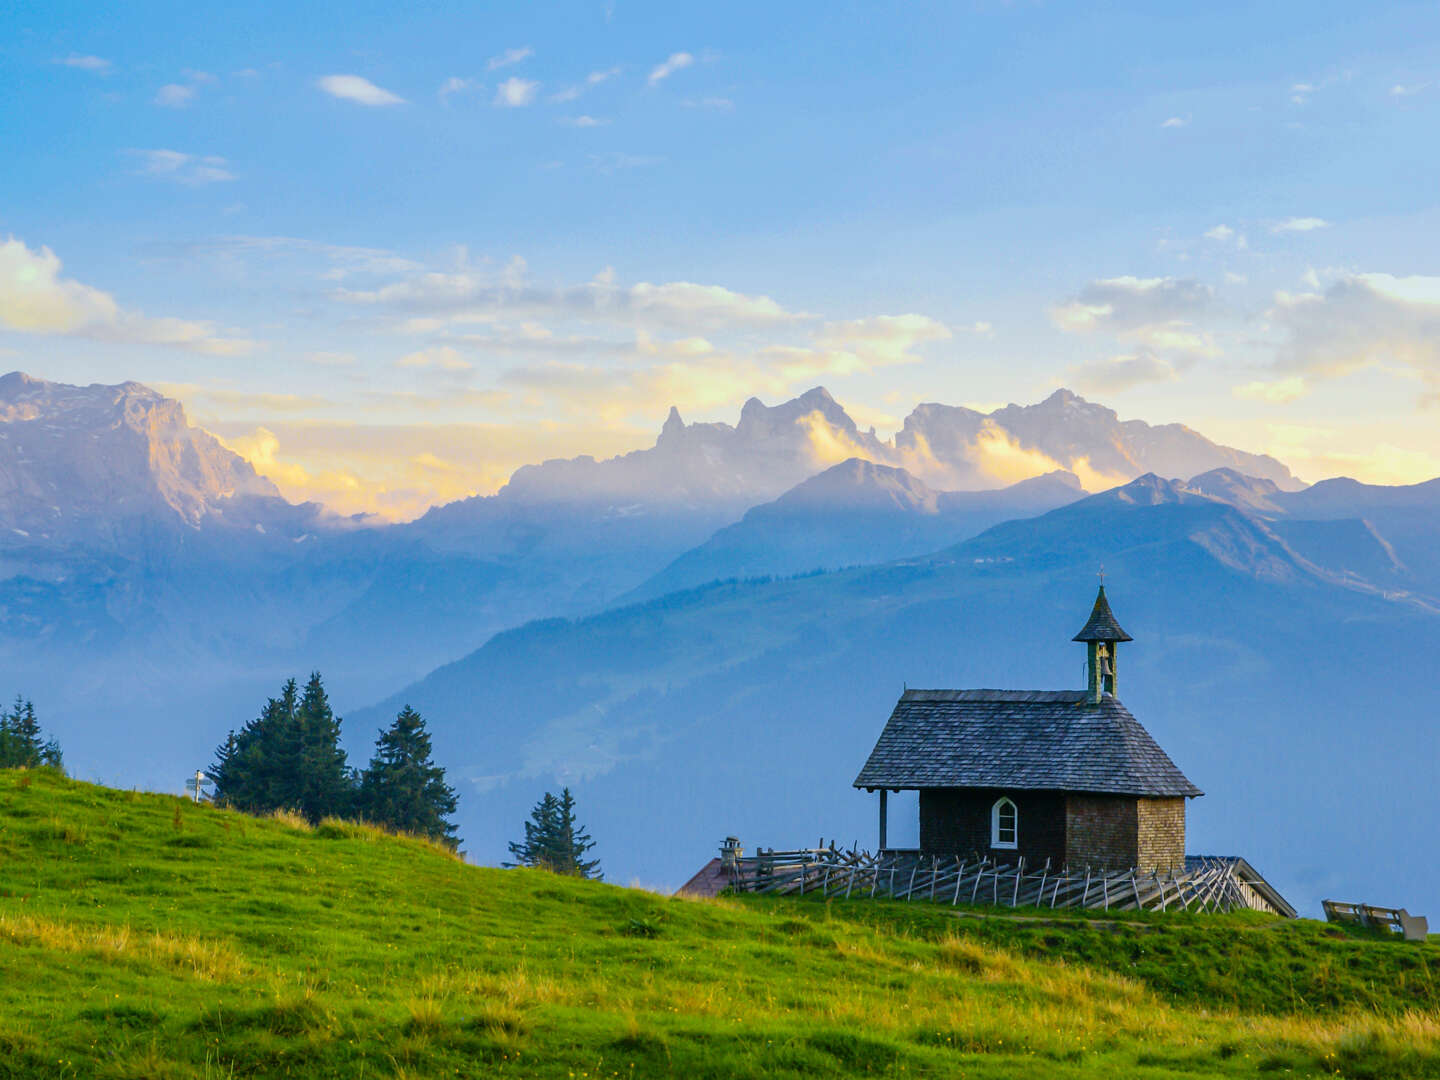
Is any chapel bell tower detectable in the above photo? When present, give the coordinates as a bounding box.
[1073,584,1133,704]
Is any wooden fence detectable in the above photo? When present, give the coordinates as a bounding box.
[725,847,1271,915]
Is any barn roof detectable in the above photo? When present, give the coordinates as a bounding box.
[1072,585,1133,642]
[853,689,1201,798]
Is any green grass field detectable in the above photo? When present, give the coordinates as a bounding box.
[2,768,1438,1078]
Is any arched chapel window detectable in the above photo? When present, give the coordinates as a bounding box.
[991,797,1018,850]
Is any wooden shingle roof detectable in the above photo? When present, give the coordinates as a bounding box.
[1072,585,1133,642]
[853,689,1202,798]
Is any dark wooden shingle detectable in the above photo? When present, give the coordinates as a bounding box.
[853,689,1202,798]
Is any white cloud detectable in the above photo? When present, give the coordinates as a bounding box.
[154,83,195,107]
[648,52,694,86]
[317,74,406,106]
[1224,272,1248,285]
[1071,349,1183,394]
[1270,273,1440,389]
[128,149,236,185]
[493,77,539,107]
[559,115,608,127]
[1234,376,1308,403]
[1290,81,1315,105]
[1160,115,1188,128]
[0,235,255,355]
[1203,224,1247,249]
[1053,276,1211,330]
[552,66,623,103]
[438,76,477,104]
[487,46,534,71]
[56,54,111,73]
[397,345,471,371]
[334,264,808,332]
[1052,276,1218,356]
[1271,216,1330,233]
[1390,83,1426,97]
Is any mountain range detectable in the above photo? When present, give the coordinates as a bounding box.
[356,469,1440,912]
[4,370,1437,914]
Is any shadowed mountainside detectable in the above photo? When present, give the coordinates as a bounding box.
[627,461,1085,602]
[355,472,1440,916]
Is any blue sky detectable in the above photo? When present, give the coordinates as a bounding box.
[4,1,1440,515]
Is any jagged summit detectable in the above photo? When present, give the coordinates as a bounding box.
[0,371,285,547]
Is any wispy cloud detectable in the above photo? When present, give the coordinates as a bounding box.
[1203,224,1246,248]
[1390,83,1427,98]
[494,77,539,107]
[682,96,734,111]
[128,149,236,185]
[551,65,622,102]
[316,74,406,106]
[333,263,806,333]
[437,76,477,105]
[154,83,195,108]
[306,351,357,367]
[560,115,609,127]
[0,235,254,355]
[487,46,534,71]
[1271,217,1330,234]
[1234,376,1307,404]
[1160,115,1189,128]
[397,345,471,370]
[1270,273,1440,394]
[648,52,694,87]
[1071,349,1186,394]
[1052,276,1218,356]
[56,54,111,74]
[150,235,421,278]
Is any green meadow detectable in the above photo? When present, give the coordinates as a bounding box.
[1,768,1438,1079]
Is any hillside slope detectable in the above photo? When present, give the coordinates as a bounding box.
[1,770,1438,1079]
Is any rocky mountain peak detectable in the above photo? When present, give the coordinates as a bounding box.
[0,372,281,546]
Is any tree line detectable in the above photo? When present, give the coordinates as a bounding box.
[208,673,459,848]
[0,696,63,770]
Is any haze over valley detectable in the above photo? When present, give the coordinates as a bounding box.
[3,369,1440,915]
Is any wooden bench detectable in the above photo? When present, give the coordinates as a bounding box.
[1323,900,1429,942]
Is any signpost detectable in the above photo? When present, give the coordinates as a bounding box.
[185,769,211,803]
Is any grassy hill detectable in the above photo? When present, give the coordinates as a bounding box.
[1,770,1438,1079]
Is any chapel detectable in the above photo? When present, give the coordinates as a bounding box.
[854,586,1200,872]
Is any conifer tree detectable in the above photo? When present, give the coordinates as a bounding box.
[506,788,601,878]
[0,696,62,770]
[357,705,458,847]
[209,674,356,821]
[295,672,354,822]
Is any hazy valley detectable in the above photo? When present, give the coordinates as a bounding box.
[4,370,1440,915]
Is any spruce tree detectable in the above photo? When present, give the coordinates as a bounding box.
[209,674,356,821]
[0,696,62,770]
[506,788,601,878]
[295,672,354,822]
[209,679,301,814]
[357,705,458,847]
